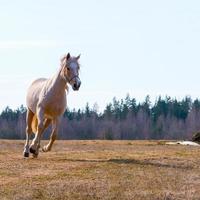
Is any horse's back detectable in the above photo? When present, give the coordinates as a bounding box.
[26,78,47,113]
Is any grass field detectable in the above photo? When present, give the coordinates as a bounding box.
[0,140,200,200]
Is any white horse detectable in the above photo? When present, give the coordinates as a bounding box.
[23,53,81,157]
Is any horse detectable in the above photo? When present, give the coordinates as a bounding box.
[23,53,81,158]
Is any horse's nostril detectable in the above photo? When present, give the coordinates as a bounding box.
[73,82,80,90]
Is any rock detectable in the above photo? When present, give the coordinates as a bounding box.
[166,141,200,146]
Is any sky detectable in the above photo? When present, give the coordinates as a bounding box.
[0,0,200,112]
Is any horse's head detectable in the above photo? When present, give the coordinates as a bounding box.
[61,53,81,91]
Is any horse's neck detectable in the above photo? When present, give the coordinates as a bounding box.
[47,67,67,96]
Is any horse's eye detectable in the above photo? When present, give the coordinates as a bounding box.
[67,67,70,71]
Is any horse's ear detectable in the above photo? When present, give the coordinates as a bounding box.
[76,54,81,60]
[66,53,71,60]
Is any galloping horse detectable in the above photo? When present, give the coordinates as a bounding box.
[23,53,81,158]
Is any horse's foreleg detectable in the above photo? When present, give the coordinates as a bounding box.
[42,118,59,152]
[23,109,34,157]
[23,128,31,157]
[29,108,44,157]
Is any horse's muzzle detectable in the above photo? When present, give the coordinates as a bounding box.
[72,82,81,91]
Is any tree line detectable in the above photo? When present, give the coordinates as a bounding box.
[1,94,200,140]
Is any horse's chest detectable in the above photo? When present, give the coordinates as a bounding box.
[43,95,66,117]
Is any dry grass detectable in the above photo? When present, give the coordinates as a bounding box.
[0,140,200,200]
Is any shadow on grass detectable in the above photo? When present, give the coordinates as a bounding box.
[57,158,192,170]
[108,159,192,170]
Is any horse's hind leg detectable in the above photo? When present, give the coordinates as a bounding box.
[30,111,51,157]
[30,108,44,156]
[42,118,59,152]
[23,108,34,157]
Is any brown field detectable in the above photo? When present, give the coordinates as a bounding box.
[0,140,200,200]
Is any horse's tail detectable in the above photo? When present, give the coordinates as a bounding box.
[31,114,38,134]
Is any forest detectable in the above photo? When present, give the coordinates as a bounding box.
[0,94,200,140]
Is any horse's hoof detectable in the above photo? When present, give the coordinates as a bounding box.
[29,147,36,154]
[23,152,29,158]
[42,147,47,152]
[32,153,38,158]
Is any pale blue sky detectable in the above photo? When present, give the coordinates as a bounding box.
[0,0,200,111]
